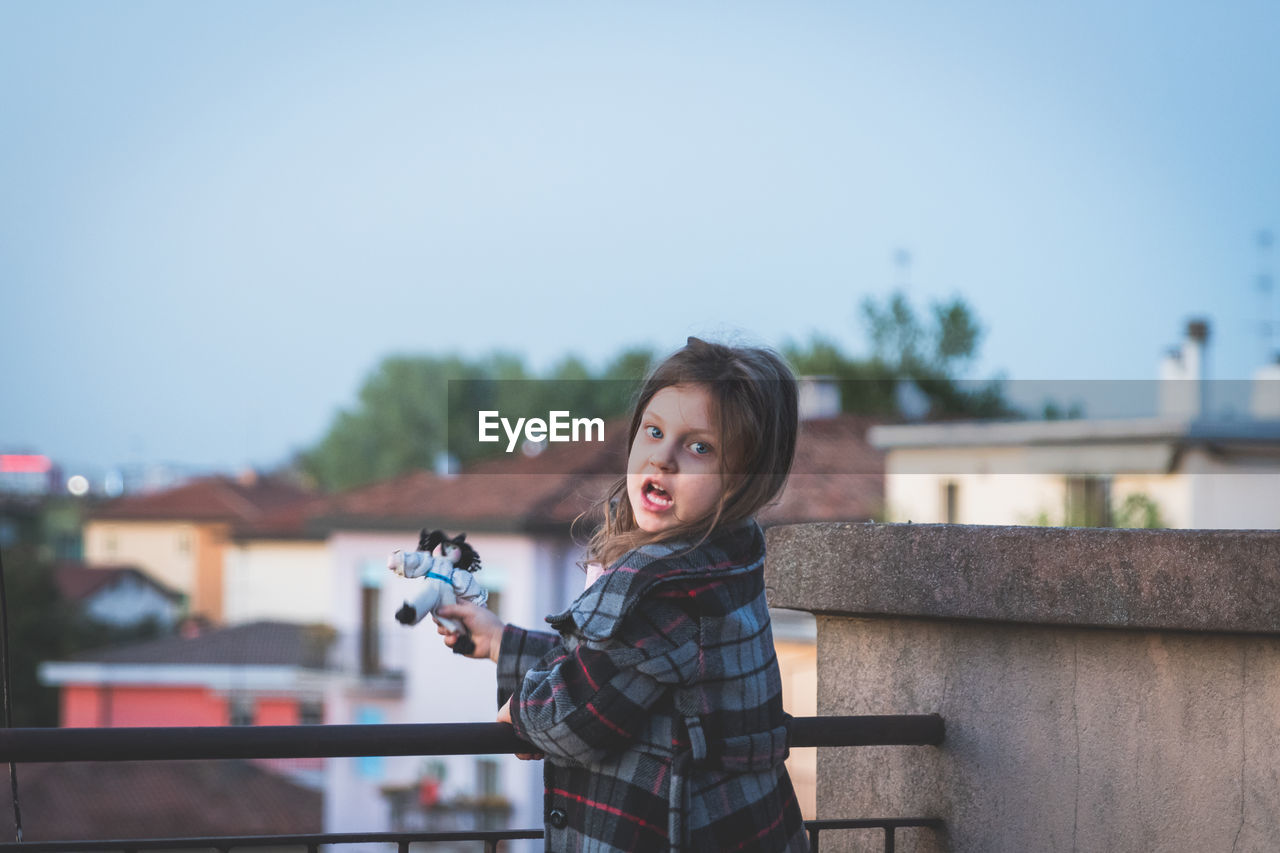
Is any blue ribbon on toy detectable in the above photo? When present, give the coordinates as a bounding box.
[425,571,452,583]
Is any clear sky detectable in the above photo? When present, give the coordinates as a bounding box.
[2,1,1278,478]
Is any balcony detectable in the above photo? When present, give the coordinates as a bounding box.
[765,521,1280,852]
[10,520,1275,850]
[0,715,944,852]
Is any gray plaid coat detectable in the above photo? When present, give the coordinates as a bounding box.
[497,520,809,852]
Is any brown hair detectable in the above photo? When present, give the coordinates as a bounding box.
[586,337,798,567]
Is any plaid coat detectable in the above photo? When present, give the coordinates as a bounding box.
[497,520,809,852]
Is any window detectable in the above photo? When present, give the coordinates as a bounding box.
[229,695,255,726]
[361,586,380,675]
[1065,476,1112,527]
[299,700,324,726]
[942,481,960,524]
[360,560,383,676]
[477,758,500,798]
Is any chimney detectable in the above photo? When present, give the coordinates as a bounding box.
[1251,354,1280,419]
[1159,319,1210,419]
[798,376,842,421]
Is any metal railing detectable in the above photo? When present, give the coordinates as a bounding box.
[0,715,944,852]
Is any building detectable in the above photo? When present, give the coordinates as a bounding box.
[46,409,885,840]
[83,473,312,621]
[39,620,334,785]
[288,411,885,835]
[871,417,1280,529]
[870,322,1280,529]
[53,562,186,631]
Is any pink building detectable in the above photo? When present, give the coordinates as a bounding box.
[40,621,333,783]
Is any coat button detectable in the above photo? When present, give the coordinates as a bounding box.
[549,808,568,829]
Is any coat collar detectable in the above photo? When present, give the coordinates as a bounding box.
[547,519,765,642]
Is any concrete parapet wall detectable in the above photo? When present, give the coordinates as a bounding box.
[765,523,1280,853]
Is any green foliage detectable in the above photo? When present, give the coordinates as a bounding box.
[1025,491,1165,530]
[861,291,981,378]
[299,356,482,490]
[1042,400,1085,420]
[0,547,169,727]
[300,348,655,492]
[786,291,1014,419]
[1113,493,1165,529]
[782,334,898,414]
[1,546,70,726]
[298,289,1011,490]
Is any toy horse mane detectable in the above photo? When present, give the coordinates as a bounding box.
[418,529,482,573]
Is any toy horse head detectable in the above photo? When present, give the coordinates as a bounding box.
[417,529,482,573]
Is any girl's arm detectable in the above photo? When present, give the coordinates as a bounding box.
[434,601,504,661]
[434,602,560,707]
[505,591,700,765]
[496,623,559,703]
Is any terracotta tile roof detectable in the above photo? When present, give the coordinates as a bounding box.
[309,414,884,533]
[53,562,184,603]
[230,493,337,540]
[310,426,628,534]
[761,415,886,525]
[91,474,313,523]
[0,760,320,840]
[66,621,334,669]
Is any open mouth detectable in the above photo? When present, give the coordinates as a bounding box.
[642,480,674,511]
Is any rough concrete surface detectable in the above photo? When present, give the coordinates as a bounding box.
[765,522,1280,634]
[815,619,1280,852]
[765,523,1280,852]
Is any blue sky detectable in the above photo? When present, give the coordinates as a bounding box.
[2,1,1278,477]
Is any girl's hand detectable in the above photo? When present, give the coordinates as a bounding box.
[497,699,543,761]
[434,601,504,662]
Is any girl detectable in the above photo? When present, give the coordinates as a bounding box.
[437,337,808,852]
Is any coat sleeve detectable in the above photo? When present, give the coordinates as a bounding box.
[495,625,559,707]
[503,589,701,764]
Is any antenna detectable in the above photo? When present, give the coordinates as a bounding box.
[893,247,913,293]
[1258,229,1275,364]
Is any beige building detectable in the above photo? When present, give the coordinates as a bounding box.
[84,474,312,622]
[870,416,1280,529]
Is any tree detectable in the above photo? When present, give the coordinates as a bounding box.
[299,355,493,491]
[299,348,655,491]
[786,291,1014,419]
[783,334,897,414]
[0,546,168,727]
[861,291,987,380]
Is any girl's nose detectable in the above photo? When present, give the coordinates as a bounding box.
[649,445,676,471]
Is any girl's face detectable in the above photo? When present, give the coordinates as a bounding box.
[626,384,726,534]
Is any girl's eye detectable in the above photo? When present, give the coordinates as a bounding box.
[645,425,663,440]
[689,441,712,456]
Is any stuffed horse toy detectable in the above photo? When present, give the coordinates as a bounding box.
[388,529,489,655]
